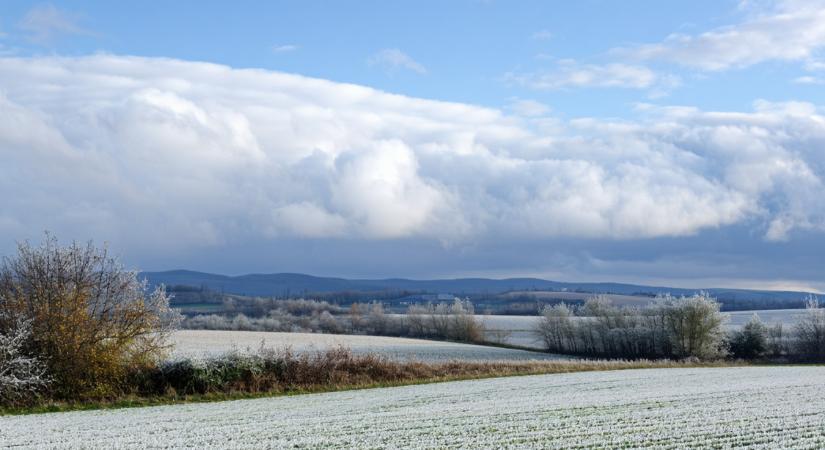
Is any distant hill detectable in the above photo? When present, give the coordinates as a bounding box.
[141,270,814,308]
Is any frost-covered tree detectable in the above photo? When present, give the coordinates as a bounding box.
[535,303,576,352]
[794,296,825,361]
[0,316,49,405]
[728,314,768,359]
[532,293,726,360]
[447,298,483,342]
[659,293,727,359]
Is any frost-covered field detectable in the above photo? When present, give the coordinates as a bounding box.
[479,315,543,348]
[170,330,564,362]
[4,366,825,448]
[725,309,804,328]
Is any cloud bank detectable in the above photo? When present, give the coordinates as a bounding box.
[0,55,824,262]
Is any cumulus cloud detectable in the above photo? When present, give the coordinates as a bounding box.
[504,60,673,90]
[0,55,824,260]
[18,4,93,43]
[368,48,427,74]
[620,0,825,71]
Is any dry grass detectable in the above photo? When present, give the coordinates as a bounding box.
[3,347,741,415]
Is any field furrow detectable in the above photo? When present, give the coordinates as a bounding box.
[3,367,825,448]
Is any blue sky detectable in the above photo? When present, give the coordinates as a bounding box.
[3,1,823,114]
[1,1,825,291]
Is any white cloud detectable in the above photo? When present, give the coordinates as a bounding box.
[621,0,825,71]
[505,60,669,90]
[806,59,825,71]
[368,48,427,74]
[507,99,551,117]
[18,4,93,43]
[1,55,824,257]
[794,75,825,84]
[272,44,299,53]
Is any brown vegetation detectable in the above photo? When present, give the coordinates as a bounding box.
[3,346,737,414]
[0,235,180,401]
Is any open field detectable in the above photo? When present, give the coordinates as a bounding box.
[4,366,824,448]
[725,309,804,328]
[170,330,566,362]
[478,315,543,348]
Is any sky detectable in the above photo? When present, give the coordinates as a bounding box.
[0,1,824,291]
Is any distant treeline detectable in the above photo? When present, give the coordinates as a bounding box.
[182,298,485,344]
[167,284,807,316]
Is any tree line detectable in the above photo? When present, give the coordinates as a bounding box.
[182,298,485,343]
[534,294,825,361]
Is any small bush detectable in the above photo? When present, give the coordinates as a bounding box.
[728,315,768,359]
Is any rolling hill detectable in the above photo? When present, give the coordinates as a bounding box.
[141,270,813,307]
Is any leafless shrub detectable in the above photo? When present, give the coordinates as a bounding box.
[0,315,49,405]
[0,234,181,399]
[794,296,825,361]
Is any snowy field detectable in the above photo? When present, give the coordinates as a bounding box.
[4,366,825,448]
[725,309,804,328]
[170,330,565,362]
[478,315,543,348]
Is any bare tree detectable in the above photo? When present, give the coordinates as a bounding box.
[366,301,389,335]
[0,315,49,405]
[535,303,576,352]
[794,296,825,361]
[448,298,484,342]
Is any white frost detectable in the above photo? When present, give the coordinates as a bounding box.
[2,367,824,448]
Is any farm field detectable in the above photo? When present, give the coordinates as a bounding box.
[4,366,825,448]
[725,309,804,328]
[170,330,566,362]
